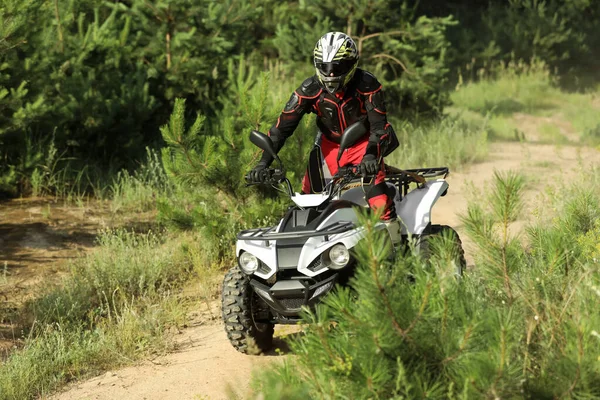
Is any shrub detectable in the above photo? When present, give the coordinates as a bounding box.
[254,171,600,399]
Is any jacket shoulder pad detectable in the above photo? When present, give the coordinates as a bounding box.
[355,69,382,94]
[298,76,322,98]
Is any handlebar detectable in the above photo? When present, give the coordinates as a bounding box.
[333,165,361,180]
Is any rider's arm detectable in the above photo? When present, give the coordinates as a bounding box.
[359,73,394,158]
[259,77,321,166]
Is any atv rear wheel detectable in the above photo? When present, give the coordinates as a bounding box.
[418,224,466,277]
[221,267,274,354]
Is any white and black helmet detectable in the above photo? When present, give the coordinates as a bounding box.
[313,32,359,94]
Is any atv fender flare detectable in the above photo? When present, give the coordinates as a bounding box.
[396,179,449,235]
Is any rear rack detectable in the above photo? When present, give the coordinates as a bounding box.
[384,166,449,196]
[404,166,449,178]
[385,165,449,179]
[237,220,355,241]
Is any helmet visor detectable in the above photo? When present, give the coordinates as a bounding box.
[315,60,355,77]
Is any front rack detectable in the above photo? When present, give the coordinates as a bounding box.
[237,220,355,241]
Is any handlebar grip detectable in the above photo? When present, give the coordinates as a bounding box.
[334,165,360,179]
[245,168,284,185]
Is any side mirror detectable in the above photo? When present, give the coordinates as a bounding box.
[250,130,278,160]
[337,121,367,162]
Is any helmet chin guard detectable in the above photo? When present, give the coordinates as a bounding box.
[314,32,359,94]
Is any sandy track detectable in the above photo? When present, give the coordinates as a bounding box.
[49,302,297,400]
[50,141,598,400]
[51,322,276,400]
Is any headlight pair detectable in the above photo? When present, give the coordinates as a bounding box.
[239,243,351,274]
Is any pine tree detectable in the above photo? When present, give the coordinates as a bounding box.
[254,172,600,399]
[268,0,456,114]
[157,63,315,263]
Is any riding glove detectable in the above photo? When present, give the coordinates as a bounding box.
[359,154,379,177]
[246,161,270,183]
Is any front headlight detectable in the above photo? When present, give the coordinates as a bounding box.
[327,244,350,270]
[239,251,259,274]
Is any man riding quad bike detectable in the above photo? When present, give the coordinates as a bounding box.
[222,32,465,354]
[247,32,400,225]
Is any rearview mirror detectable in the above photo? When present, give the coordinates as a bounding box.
[337,121,367,162]
[250,130,278,160]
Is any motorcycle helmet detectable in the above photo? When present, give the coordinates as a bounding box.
[313,32,359,94]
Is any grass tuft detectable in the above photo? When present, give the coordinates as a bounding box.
[0,229,198,400]
[451,58,600,145]
[388,117,488,170]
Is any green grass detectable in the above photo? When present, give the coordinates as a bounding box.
[530,160,557,169]
[451,59,600,146]
[451,109,525,141]
[428,60,600,148]
[452,59,559,116]
[0,229,205,400]
[0,303,180,399]
[538,122,571,144]
[387,117,489,170]
[110,148,171,214]
[561,95,600,145]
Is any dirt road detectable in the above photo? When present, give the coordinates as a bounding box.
[47,141,598,400]
[49,302,298,400]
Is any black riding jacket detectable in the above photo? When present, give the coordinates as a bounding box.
[261,68,394,165]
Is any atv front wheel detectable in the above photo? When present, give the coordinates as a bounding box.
[418,224,466,277]
[221,267,274,354]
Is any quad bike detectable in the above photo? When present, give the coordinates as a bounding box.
[222,122,466,354]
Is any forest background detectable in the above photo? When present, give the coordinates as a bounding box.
[1,0,600,399]
[1,0,599,196]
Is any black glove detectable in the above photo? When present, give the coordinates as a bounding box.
[246,161,270,184]
[359,154,379,177]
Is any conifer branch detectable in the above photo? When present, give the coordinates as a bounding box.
[491,325,507,394]
[369,254,411,343]
[166,31,172,70]
[339,307,361,325]
[211,3,235,39]
[441,325,474,365]
[547,271,588,348]
[500,246,513,304]
[366,224,411,343]
[165,5,173,70]
[441,296,448,334]
[366,224,431,344]
[370,53,414,75]
[53,0,64,53]
[522,319,536,378]
[517,291,541,325]
[143,1,163,22]
[357,30,410,54]
[0,38,27,52]
[404,281,432,336]
[560,326,583,397]
[500,192,513,304]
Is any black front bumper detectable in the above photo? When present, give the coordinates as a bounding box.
[250,273,338,318]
